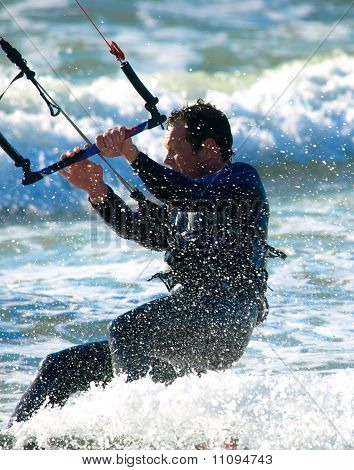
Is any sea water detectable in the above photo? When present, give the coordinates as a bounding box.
[0,0,353,449]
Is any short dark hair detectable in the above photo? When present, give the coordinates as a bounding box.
[167,99,234,162]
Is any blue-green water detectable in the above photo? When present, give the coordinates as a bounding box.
[0,0,353,449]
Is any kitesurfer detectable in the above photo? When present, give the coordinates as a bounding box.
[10,100,284,424]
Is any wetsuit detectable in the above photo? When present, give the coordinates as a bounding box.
[10,153,274,424]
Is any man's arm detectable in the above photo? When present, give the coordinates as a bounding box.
[90,186,169,251]
[59,146,168,251]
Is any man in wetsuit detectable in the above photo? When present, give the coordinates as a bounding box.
[10,100,280,424]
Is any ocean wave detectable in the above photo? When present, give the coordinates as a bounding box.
[0,54,353,212]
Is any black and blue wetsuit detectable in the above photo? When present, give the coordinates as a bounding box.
[10,152,279,424]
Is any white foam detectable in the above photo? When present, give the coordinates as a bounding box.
[6,368,353,449]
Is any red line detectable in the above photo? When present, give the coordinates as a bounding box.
[74,0,111,49]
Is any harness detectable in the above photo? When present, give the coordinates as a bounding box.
[147,200,287,312]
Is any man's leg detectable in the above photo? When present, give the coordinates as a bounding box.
[108,289,259,384]
[9,340,112,425]
[108,294,180,384]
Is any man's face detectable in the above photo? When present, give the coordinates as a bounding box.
[163,122,205,178]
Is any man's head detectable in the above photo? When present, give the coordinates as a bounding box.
[164,100,234,178]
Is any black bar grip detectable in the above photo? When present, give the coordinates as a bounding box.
[120,61,158,108]
[0,38,36,80]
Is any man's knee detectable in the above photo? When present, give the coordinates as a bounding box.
[38,346,82,376]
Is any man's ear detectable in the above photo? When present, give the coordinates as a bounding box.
[202,138,219,156]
